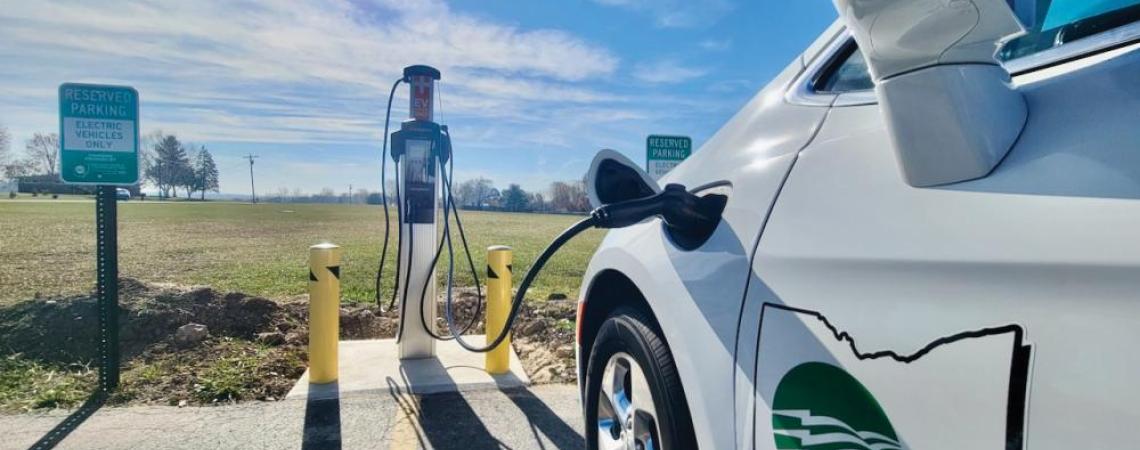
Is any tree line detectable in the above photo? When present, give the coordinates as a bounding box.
[1,120,584,209]
[256,177,591,214]
[453,177,590,213]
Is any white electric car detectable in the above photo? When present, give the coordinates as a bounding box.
[576,0,1140,449]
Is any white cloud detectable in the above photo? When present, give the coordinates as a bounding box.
[706,78,756,93]
[632,59,709,84]
[699,38,733,52]
[0,0,623,145]
[0,0,740,193]
[591,0,734,28]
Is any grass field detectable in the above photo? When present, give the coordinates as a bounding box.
[0,199,604,305]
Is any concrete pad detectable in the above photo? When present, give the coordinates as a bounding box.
[286,336,529,401]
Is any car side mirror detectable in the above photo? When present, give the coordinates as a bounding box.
[834,0,1028,187]
[586,149,661,209]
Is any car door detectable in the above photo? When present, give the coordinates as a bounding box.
[743,29,1140,450]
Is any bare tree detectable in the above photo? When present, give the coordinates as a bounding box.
[139,129,164,187]
[0,123,10,166]
[275,187,291,202]
[455,177,495,209]
[529,192,546,212]
[25,133,59,177]
[0,124,14,182]
[3,159,34,180]
[549,180,590,212]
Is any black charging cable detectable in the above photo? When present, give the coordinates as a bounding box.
[417,128,484,340]
[441,181,726,353]
[375,78,402,310]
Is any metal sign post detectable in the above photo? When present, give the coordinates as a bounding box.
[646,135,692,180]
[60,83,139,392]
[95,186,120,391]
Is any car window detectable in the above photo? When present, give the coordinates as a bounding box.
[814,45,874,94]
[1001,0,1140,61]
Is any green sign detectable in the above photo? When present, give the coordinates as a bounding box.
[59,83,139,185]
[646,135,691,180]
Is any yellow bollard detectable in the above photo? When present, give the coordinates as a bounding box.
[308,243,342,384]
[485,245,513,374]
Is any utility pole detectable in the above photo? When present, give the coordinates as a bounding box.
[244,154,259,204]
[348,184,353,204]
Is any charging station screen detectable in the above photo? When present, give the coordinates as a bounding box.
[405,139,433,185]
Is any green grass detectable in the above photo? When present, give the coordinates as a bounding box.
[190,341,274,403]
[0,199,603,305]
[0,356,94,411]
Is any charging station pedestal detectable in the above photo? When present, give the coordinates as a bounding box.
[396,155,437,360]
[394,66,442,360]
[397,223,437,359]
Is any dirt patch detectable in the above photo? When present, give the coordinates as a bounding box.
[0,278,375,409]
[0,279,294,365]
[0,279,577,410]
[512,301,578,384]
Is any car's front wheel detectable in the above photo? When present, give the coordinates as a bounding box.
[584,308,697,450]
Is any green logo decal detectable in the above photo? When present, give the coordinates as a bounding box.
[772,362,901,450]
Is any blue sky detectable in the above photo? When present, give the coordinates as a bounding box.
[0,0,836,195]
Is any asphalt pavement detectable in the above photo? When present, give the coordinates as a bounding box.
[2,384,584,450]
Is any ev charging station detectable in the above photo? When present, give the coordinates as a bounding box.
[390,65,444,360]
[288,63,723,401]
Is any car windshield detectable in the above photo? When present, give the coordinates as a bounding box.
[1001,0,1140,61]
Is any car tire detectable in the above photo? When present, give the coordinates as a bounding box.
[584,307,697,450]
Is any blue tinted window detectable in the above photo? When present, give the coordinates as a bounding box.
[1042,0,1138,29]
[1001,0,1140,60]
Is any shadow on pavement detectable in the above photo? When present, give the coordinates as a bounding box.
[417,391,504,449]
[387,358,505,449]
[500,387,583,450]
[302,382,343,450]
[383,356,584,450]
[27,391,107,450]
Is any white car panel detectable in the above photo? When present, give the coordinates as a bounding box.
[835,0,1024,80]
[582,40,836,449]
[581,7,1140,450]
[751,44,1140,449]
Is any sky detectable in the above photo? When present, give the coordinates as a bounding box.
[0,0,837,196]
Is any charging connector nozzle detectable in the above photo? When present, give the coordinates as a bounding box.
[591,183,726,239]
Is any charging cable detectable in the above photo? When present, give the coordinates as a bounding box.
[375,78,402,310]
[440,178,727,353]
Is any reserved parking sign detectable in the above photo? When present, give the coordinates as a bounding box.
[647,135,691,180]
[59,83,139,185]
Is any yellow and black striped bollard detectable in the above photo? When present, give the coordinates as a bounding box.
[308,243,342,384]
[485,245,513,374]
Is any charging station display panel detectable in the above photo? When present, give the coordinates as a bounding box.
[405,139,434,185]
[403,139,437,223]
